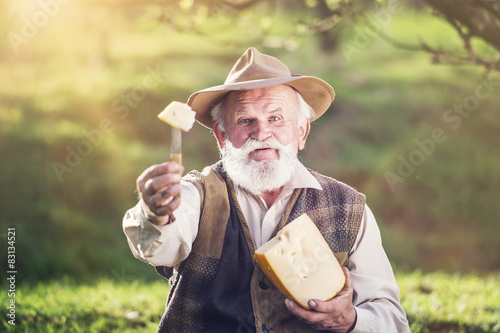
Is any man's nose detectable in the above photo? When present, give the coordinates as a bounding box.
[251,120,272,141]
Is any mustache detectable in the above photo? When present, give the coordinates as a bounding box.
[220,136,298,195]
[225,137,287,155]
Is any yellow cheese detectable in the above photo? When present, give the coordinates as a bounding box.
[254,214,345,309]
[157,101,196,132]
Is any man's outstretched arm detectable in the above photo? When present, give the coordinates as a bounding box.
[122,162,200,267]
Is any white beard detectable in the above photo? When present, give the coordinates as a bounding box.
[220,137,298,195]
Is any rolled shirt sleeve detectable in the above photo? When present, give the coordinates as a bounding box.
[122,181,201,267]
[348,205,410,333]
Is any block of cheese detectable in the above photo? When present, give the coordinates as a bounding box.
[254,214,345,309]
[157,101,196,132]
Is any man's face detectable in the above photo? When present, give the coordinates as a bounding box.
[213,85,310,162]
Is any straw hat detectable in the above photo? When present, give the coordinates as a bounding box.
[187,47,335,129]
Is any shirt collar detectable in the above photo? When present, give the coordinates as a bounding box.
[287,159,322,191]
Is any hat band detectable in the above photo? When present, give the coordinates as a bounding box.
[229,72,288,84]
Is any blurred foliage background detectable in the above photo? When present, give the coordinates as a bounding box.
[1,0,499,287]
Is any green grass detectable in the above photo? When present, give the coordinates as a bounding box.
[397,272,500,333]
[2,272,499,332]
[1,278,168,332]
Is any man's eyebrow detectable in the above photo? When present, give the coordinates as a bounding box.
[234,107,282,116]
[268,108,282,114]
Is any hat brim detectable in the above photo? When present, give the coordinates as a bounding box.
[187,75,335,129]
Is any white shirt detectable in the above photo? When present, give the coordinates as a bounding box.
[123,161,410,333]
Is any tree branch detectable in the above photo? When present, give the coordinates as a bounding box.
[422,0,500,53]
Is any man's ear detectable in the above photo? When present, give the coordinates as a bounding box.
[213,123,226,149]
[298,119,310,150]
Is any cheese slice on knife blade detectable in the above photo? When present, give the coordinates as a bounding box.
[254,214,345,309]
[157,101,196,132]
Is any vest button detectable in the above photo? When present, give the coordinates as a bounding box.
[258,281,269,290]
[262,323,272,332]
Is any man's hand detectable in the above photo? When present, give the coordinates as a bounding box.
[285,267,357,333]
[136,162,184,226]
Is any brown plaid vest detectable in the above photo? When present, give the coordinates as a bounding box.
[155,163,365,333]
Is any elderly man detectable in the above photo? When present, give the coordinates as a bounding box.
[123,48,410,333]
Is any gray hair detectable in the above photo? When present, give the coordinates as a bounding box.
[211,89,315,132]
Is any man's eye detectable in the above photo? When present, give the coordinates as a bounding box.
[238,118,252,125]
[269,116,281,122]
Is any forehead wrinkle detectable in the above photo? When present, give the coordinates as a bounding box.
[226,87,295,118]
[232,88,285,104]
[235,109,249,116]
